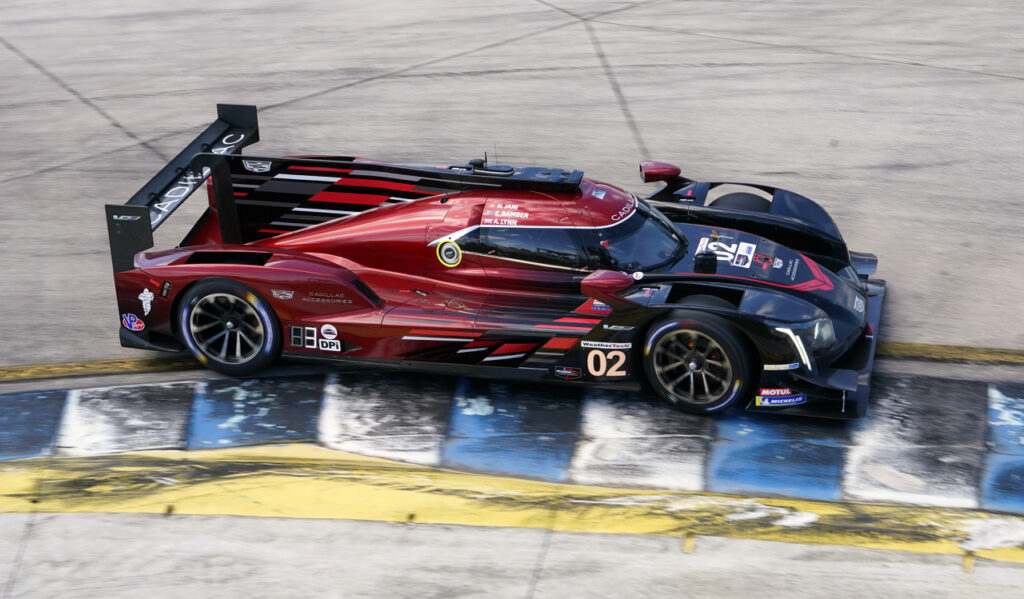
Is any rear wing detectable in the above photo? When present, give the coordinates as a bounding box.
[104,104,259,272]
[106,103,585,274]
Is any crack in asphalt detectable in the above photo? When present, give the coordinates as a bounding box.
[0,36,169,163]
[590,18,1024,83]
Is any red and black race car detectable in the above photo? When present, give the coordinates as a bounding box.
[106,105,885,418]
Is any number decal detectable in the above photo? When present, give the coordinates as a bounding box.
[586,350,627,377]
[606,350,626,376]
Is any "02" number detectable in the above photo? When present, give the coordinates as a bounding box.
[587,350,627,377]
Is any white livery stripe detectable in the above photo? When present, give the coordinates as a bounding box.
[293,208,358,215]
[481,353,527,362]
[457,347,489,354]
[401,336,475,342]
[275,174,341,183]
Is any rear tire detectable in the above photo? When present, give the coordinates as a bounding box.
[710,192,771,212]
[642,312,754,414]
[177,278,281,376]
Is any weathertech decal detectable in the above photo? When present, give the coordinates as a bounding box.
[580,341,631,349]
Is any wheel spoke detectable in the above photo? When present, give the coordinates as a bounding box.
[219,331,230,358]
[704,370,726,384]
[205,330,228,344]
[193,321,221,333]
[238,330,257,351]
[668,370,692,389]
[701,371,711,394]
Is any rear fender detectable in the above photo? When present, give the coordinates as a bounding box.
[119,251,379,339]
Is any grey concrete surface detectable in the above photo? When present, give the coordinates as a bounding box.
[1,513,1021,598]
[0,0,1022,368]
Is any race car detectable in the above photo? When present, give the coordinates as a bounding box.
[105,105,885,418]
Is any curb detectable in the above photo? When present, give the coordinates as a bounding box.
[2,444,1023,564]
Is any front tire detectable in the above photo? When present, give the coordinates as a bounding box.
[642,313,754,414]
[178,278,281,376]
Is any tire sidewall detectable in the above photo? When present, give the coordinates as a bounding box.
[178,278,281,376]
[642,312,754,414]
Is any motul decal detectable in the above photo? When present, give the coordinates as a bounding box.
[758,387,794,396]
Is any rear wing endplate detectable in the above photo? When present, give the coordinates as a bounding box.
[105,104,259,272]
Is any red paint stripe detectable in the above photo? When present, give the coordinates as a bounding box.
[258,228,291,234]
[542,337,578,350]
[535,324,593,331]
[339,178,421,192]
[288,166,353,173]
[463,340,494,348]
[310,191,389,206]
[555,317,602,324]
[409,328,480,337]
[492,343,539,355]
[671,251,831,292]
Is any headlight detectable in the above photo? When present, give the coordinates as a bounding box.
[795,318,835,351]
[773,318,835,371]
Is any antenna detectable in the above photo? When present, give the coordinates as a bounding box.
[494,144,498,166]
[484,151,488,167]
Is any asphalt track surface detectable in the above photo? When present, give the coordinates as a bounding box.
[1,0,1024,597]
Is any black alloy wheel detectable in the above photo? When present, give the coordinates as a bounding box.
[177,278,281,376]
[643,312,754,414]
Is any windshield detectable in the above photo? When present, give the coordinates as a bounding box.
[587,199,686,271]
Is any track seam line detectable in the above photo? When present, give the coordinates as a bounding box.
[589,19,1024,82]
[583,20,651,160]
[0,36,169,162]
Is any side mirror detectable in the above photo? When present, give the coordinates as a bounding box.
[581,270,638,309]
[694,251,718,274]
[639,161,682,183]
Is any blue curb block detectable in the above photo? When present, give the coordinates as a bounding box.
[441,378,580,482]
[187,376,323,448]
[981,383,1024,512]
[0,390,67,460]
[707,411,848,501]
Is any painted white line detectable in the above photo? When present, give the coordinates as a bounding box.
[54,383,193,457]
[568,391,709,491]
[317,373,443,467]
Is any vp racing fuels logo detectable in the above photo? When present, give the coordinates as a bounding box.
[121,313,145,331]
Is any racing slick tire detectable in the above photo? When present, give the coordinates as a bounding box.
[642,312,755,414]
[177,278,281,376]
[710,192,770,212]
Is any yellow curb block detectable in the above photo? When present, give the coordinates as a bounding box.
[2,444,1022,563]
[0,357,199,382]
[876,342,1024,364]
